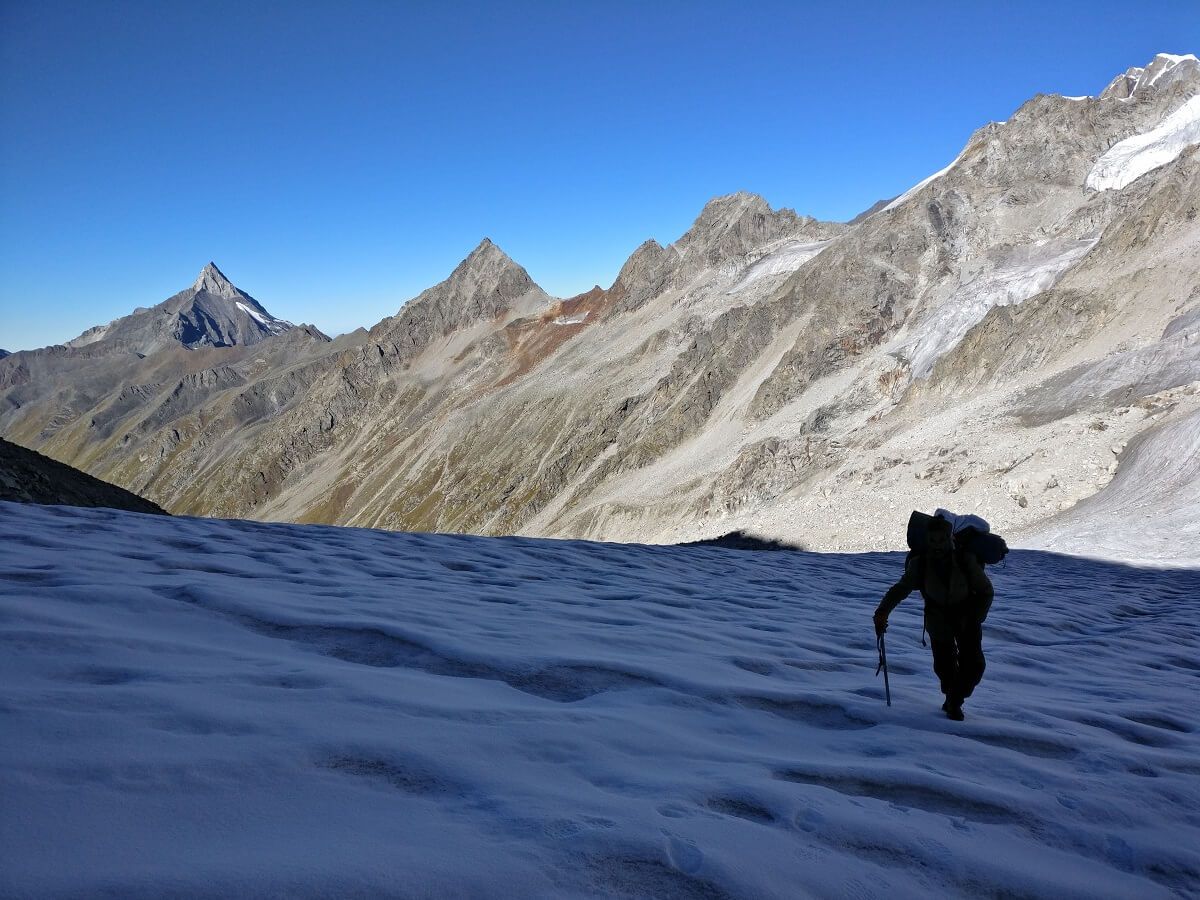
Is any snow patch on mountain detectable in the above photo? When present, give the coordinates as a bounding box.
[882,144,972,213]
[552,312,589,325]
[1101,53,1200,100]
[1143,52,1200,87]
[235,300,291,333]
[1087,95,1200,191]
[729,240,832,293]
[1,502,1198,897]
[898,236,1100,378]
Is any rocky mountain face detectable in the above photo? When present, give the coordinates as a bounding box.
[2,53,1197,557]
[64,262,295,355]
[0,437,166,514]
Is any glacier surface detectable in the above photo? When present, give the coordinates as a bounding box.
[1,502,1197,897]
[1086,95,1200,192]
[898,237,1098,378]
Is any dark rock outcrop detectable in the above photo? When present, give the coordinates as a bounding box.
[0,437,167,514]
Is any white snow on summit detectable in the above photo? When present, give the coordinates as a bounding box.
[1144,52,1199,87]
[1087,95,1200,191]
[1104,53,1200,101]
[1,502,1197,897]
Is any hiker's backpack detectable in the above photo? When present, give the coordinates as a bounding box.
[906,509,1009,565]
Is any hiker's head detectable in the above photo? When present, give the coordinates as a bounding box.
[926,516,953,555]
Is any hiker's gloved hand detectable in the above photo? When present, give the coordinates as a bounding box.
[873,609,888,635]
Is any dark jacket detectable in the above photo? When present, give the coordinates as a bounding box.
[877,548,994,621]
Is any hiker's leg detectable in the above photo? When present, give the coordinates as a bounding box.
[930,636,958,695]
[956,617,986,699]
[925,609,958,697]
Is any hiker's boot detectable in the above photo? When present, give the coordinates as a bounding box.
[944,696,965,721]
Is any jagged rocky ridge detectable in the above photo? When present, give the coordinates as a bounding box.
[1,53,1197,559]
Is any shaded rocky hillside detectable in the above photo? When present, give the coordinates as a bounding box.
[2,53,1197,557]
[0,437,166,514]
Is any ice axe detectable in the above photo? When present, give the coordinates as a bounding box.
[876,633,892,706]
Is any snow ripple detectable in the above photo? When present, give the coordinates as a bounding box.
[1,502,1197,897]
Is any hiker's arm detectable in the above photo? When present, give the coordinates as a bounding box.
[963,553,994,620]
[875,557,919,631]
[878,578,915,617]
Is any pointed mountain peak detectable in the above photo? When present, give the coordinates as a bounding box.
[681,191,845,251]
[373,237,548,351]
[192,262,241,298]
[389,237,542,321]
[610,237,673,305]
[1100,52,1200,99]
[460,237,517,270]
[63,262,293,353]
[447,238,529,286]
[687,192,788,236]
[675,192,807,259]
[700,191,771,214]
[614,238,667,284]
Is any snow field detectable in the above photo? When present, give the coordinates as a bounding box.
[898,236,1100,378]
[1087,95,1200,192]
[235,300,292,334]
[1,501,1198,898]
[728,240,832,293]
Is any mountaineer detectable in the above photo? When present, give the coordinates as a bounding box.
[874,513,996,721]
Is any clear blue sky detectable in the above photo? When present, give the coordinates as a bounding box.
[1,1,1197,350]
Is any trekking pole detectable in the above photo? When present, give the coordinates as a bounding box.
[876,633,892,706]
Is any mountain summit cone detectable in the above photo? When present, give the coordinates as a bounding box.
[191,262,242,299]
